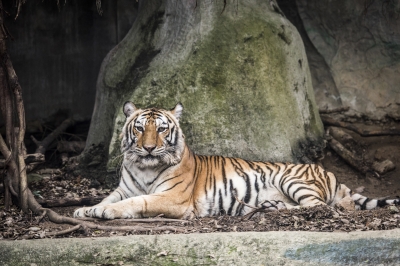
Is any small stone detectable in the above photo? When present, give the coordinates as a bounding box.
[367,218,382,229]
[340,218,350,224]
[335,196,355,211]
[354,186,365,193]
[389,206,399,214]
[372,159,395,175]
[89,179,101,189]
[157,250,168,257]
[374,148,387,162]
[29,227,41,232]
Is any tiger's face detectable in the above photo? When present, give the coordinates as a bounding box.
[120,102,185,168]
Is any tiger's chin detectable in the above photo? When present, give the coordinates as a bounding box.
[135,156,162,168]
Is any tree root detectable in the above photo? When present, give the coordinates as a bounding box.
[76,217,190,224]
[46,225,82,237]
[27,189,187,237]
[37,196,105,208]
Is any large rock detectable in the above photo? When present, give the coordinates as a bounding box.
[1,230,400,265]
[85,0,324,168]
[297,0,400,119]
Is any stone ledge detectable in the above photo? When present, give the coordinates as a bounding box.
[1,230,399,265]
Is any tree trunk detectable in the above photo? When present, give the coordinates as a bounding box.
[84,0,325,169]
[0,0,28,211]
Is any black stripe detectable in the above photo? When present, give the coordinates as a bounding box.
[286,180,304,192]
[297,193,324,204]
[292,186,316,199]
[359,197,368,210]
[162,180,184,192]
[124,165,147,194]
[115,190,124,200]
[118,187,129,199]
[221,158,228,196]
[212,172,217,202]
[154,174,181,190]
[147,166,169,186]
[218,189,224,214]
[254,175,260,194]
[377,199,387,208]
[227,179,236,216]
[294,164,308,176]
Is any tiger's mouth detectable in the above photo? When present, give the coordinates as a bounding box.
[142,154,159,160]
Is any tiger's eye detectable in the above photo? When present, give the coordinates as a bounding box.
[157,127,167,133]
[135,126,144,132]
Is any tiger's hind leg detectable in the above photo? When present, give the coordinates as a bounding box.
[265,197,327,210]
[260,200,287,211]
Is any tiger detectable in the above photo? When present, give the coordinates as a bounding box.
[73,102,400,219]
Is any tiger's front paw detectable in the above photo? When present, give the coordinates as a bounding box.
[73,206,118,219]
[73,207,88,218]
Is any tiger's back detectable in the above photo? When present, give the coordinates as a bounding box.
[191,155,340,217]
[73,103,399,219]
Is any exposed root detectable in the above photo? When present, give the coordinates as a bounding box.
[46,225,82,237]
[37,196,105,208]
[76,217,190,224]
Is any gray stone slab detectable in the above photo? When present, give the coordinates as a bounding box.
[1,229,399,265]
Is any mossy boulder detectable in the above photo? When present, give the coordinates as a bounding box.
[85,0,324,169]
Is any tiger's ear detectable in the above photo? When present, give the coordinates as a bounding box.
[123,101,137,117]
[170,103,183,120]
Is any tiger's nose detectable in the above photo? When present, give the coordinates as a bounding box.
[144,145,156,153]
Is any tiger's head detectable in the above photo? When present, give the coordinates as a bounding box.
[120,102,185,168]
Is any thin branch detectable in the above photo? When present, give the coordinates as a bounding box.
[233,194,257,209]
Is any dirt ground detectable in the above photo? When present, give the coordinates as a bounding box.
[1,118,400,240]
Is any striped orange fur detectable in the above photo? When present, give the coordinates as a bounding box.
[74,103,399,219]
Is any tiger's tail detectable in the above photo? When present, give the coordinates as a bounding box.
[351,193,400,210]
[334,184,399,210]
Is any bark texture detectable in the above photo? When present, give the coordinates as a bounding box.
[85,0,325,167]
